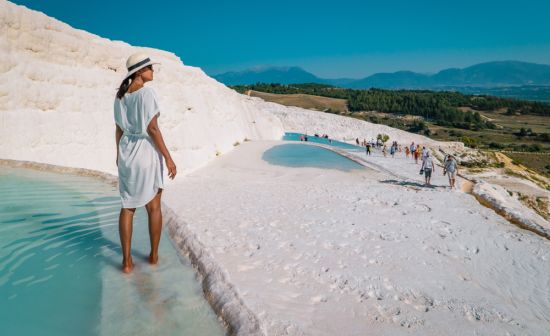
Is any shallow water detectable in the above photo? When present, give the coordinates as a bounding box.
[263,143,363,171]
[283,132,362,151]
[0,167,225,336]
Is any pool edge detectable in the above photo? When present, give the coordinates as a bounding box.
[0,159,263,336]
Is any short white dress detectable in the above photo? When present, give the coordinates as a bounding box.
[114,86,164,208]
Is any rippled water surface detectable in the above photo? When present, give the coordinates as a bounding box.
[0,167,225,336]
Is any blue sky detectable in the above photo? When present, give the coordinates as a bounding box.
[10,0,550,78]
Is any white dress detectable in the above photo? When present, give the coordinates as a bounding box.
[114,86,164,208]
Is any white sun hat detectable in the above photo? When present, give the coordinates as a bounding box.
[124,52,160,80]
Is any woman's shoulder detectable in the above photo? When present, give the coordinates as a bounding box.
[125,86,156,97]
[137,86,158,100]
[140,86,157,94]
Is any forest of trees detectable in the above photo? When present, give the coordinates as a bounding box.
[232,83,550,131]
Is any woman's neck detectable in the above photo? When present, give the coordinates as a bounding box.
[127,78,144,94]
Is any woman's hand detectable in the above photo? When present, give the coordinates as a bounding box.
[166,158,177,179]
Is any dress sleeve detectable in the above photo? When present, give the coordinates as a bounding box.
[113,98,123,129]
[143,87,161,127]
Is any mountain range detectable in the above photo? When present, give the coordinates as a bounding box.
[212,61,550,90]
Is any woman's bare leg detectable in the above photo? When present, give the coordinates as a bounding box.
[145,190,163,264]
[119,208,136,273]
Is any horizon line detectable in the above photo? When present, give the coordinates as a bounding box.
[209,59,550,79]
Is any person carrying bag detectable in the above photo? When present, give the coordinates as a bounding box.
[421,151,435,186]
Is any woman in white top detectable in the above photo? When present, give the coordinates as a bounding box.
[421,151,435,186]
[114,53,177,273]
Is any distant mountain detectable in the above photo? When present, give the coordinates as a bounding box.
[212,66,325,85]
[348,71,430,89]
[213,61,550,90]
[429,61,550,87]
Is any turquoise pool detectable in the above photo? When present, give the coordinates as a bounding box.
[0,167,225,336]
[283,132,362,151]
[262,144,363,171]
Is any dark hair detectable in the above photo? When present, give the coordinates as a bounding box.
[116,65,152,99]
[116,76,132,100]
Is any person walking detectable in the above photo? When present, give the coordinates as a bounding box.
[366,142,371,155]
[421,146,428,161]
[114,52,177,273]
[421,151,435,186]
[444,154,459,189]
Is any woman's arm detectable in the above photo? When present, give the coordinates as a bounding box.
[115,125,123,166]
[147,115,177,179]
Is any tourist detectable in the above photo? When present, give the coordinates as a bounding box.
[421,146,428,161]
[405,146,410,158]
[410,142,416,161]
[444,154,459,189]
[382,144,387,157]
[413,146,420,164]
[114,52,177,273]
[421,151,435,186]
[390,144,396,158]
[366,142,371,155]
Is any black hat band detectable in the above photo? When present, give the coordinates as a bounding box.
[128,58,151,71]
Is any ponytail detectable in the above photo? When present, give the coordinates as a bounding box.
[116,77,131,99]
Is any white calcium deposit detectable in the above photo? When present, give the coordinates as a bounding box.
[166,141,550,336]
[1,1,549,336]
[0,0,283,176]
[472,181,550,238]
[261,100,465,151]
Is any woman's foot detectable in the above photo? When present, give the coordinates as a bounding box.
[149,252,159,265]
[122,257,134,273]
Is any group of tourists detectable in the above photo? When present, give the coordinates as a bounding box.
[300,133,332,143]
[417,146,459,188]
[407,142,422,164]
[354,137,460,189]
[356,137,383,149]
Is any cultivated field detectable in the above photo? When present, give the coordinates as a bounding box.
[248,90,348,113]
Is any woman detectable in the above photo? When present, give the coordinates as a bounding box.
[444,154,459,189]
[114,52,177,273]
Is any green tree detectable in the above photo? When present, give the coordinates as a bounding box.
[377,133,390,143]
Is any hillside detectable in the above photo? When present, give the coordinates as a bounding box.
[247,90,347,113]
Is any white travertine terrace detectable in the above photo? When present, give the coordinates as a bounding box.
[0,0,284,176]
[1,1,549,335]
